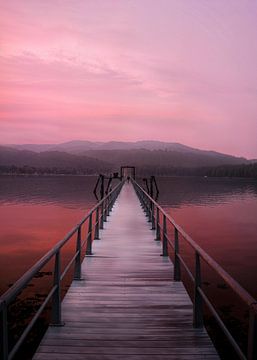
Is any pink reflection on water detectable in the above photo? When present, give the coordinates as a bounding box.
[165,196,257,297]
[0,203,87,293]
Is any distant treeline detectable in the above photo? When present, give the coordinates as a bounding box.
[136,163,257,178]
[199,163,257,178]
[0,163,257,178]
[0,165,101,175]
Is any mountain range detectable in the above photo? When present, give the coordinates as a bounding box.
[5,140,251,157]
[4,140,203,153]
[0,140,254,175]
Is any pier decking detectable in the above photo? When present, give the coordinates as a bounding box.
[33,183,219,360]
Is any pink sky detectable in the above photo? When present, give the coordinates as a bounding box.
[0,0,257,158]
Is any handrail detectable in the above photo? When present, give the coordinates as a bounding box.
[131,178,257,360]
[0,179,125,360]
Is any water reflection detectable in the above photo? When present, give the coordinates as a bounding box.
[151,177,257,298]
[155,176,257,207]
[0,175,99,295]
[152,177,257,358]
[0,175,97,208]
[0,175,257,359]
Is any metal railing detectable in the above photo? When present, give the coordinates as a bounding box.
[132,178,257,360]
[0,180,124,360]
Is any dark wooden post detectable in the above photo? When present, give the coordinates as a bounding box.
[103,199,107,222]
[94,207,100,240]
[144,195,147,214]
[139,190,144,208]
[0,304,8,360]
[109,192,114,212]
[162,214,168,256]
[151,203,155,230]
[51,251,64,325]
[106,194,110,217]
[155,207,161,241]
[74,226,82,280]
[248,303,257,360]
[142,193,146,213]
[147,198,151,222]
[143,193,147,213]
[193,252,203,328]
[174,228,181,281]
[100,202,104,229]
[86,214,93,255]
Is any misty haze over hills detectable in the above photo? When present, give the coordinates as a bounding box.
[5,140,252,158]
[5,140,248,159]
[0,140,256,176]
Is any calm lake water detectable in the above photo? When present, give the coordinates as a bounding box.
[0,175,97,295]
[0,175,257,358]
[157,177,257,299]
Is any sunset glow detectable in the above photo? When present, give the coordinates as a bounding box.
[0,0,257,157]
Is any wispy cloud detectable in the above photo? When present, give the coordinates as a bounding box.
[0,0,257,157]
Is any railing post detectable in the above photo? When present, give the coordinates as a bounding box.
[151,203,155,230]
[174,228,181,281]
[100,202,104,229]
[141,195,144,210]
[94,207,100,240]
[162,214,168,256]
[193,252,203,328]
[109,193,112,212]
[103,199,107,222]
[248,303,257,360]
[109,193,114,212]
[147,198,151,222]
[51,251,64,326]
[155,207,161,241]
[74,226,82,280]
[142,193,146,212]
[108,193,112,214]
[0,303,8,360]
[86,213,93,255]
[106,195,110,217]
[139,190,143,208]
[144,194,148,214]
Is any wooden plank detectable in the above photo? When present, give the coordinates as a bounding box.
[33,183,219,360]
[36,345,217,355]
[43,332,206,338]
[34,354,219,360]
[41,339,216,348]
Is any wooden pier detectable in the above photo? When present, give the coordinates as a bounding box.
[33,183,219,360]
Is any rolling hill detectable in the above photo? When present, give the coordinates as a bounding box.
[0,140,253,175]
[0,146,111,174]
[5,139,247,158]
